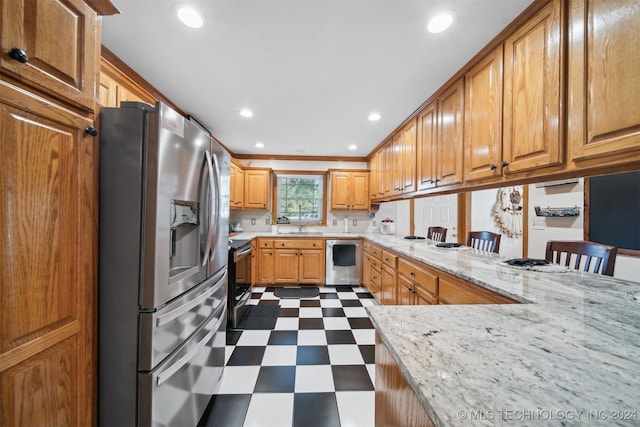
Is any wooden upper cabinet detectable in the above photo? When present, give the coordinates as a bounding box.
[368,150,382,201]
[402,119,417,194]
[382,140,394,198]
[98,58,156,108]
[391,131,403,196]
[0,0,99,111]
[243,168,271,210]
[417,101,438,191]
[503,0,563,174]
[330,170,369,210]
[464,46,504,182]
[568,0,640,164]
[230,162,245,209]
[438,78,465,187]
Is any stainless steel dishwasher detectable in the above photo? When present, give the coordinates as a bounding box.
[325,240,361,285]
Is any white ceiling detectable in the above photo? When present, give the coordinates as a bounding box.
[101,0,533,158]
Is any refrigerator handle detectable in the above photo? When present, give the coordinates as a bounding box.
[155,276,224,327]
[202,150,220,266]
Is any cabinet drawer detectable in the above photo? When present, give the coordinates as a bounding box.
[414,282,438,305]
[363,241,373,253]
[257,239,274,248]
[397,259,438,294]
[369,244,383,260]
[274,239,324,249]
[439,277,490,305]
[381,250,397,268]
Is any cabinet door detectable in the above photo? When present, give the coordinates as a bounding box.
[382,140,393,198]
[380,264,396,305]
[391,131,403,196]
[464,47,504,181]
[417,102,438,191]
[503,0,563,174]
[299,249,324,284]
[438,79,465,187]
[350,172,370,210]
[274,249,299,283]
[230,163,244,209]
[330,171,351,209]
[244,169,270,209]
[414,282,437,305]
[568,0,640,164]
[402,119,417,193]
[397,275,415,305]
[0,0,98,111]
[256,248,274,284]
[98,71,118,108]
[362,252,372,288]
[0,85,96,426]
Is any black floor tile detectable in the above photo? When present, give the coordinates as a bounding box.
[278,307,300,317]
[293,393,340,427]
[348,317,374,329]
[340,299,363,307]
[332,365,374,391]
[268,330,298,345]
[226,330,243,346]
[359,345,375,364]
[226,346,266,366]
[325,330,356,345]
[298,318,324,329]
[319,293,339,299]
[257,299,280,306]
[254,366,296,393]
[321,307,346,317]
[358,291,375,299]
[335,285,356,292]
[300,299,321,307]
[296,345,330,365]
[201,394,250,427]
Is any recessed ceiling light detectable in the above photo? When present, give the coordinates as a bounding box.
[368,112,381,122]
[348,144,357,151]
[255,142,264,148]
[177,6,203,28]
[427,12,453,33]
[240,108,254,118]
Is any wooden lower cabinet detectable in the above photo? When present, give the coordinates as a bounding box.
[438,274,518,305]
[375,333,435,427]
[380,250,397,305]
[257,239,324,284]
[397,259,438,305]
[362,241,382,302]
[0,82,97,426]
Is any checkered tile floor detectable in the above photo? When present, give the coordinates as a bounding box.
[202,285,378,427]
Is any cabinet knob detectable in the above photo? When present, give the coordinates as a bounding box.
[84,126,98,137]
[410,271,415,276]
[489,164,497,171]
[435,178,441,183]
[9,47,28,64]
[501,161,509,168]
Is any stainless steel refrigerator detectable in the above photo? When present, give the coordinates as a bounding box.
[98,101,230,426]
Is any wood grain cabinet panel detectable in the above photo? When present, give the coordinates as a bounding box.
[416,101,438,191]
[437,78,465,187]
[0,83,96,427]
[230,162,245,209]
[503,0,563,174]
[330,170,369,210]
[0,0,99,111]
[243,168,271,210]
[568,0,640,165]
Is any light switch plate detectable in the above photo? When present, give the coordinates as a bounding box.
[531,220,546,230]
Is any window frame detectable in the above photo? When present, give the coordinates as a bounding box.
[272,170,327,225]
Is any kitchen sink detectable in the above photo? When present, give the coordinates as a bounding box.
[277,231,324,236]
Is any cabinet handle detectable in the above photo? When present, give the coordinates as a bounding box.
[435,178,441,183]
[410,271,415,276]
[501,161,509,168]
[9,47,28,64]
[85,126,98,137]
[489,164,497,171]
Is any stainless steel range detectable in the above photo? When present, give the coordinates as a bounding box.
[228,238,253,328]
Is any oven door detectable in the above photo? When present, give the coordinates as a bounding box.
[228,243,253,327]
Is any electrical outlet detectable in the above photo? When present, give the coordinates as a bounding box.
[332,219,337,226]
[352,219,357,227]
[531,220,546,230]
[251,218,256,225]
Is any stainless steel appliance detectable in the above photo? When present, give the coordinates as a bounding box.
[98,101,230,426]
[326,240,361,285]
[228,238,253,328]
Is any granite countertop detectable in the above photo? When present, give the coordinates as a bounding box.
[235,231,640,425]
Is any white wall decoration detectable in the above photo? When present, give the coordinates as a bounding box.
[493,186,523,238]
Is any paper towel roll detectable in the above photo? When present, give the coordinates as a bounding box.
[344,217,349,233]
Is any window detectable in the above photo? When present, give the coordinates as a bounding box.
[274,172,326,224]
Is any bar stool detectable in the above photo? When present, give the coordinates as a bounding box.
[427,226,447,243]
[467,231,501,253]
[545,240,617,276]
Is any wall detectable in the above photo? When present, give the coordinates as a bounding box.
[230,159,372,234]
[470,187,523,258]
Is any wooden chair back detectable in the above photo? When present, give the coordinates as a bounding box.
[467,231,501,253]
[427,226,448,243]
[545,240,617,276]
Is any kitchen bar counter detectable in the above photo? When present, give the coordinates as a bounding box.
[231,231,640,425]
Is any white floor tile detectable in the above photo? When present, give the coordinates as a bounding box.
[336,391,375,427]
[343,306,369,317]
[279,298,300,308]
[260,291,279,300]
[243,393,294,427]
[235,330,272,346]
[320,299,343,308]
[217,366,260,394]
[328,344,365,365]
[274,317,299,330]
[318,287,336,293]
[298,307,323,318]
[336,291,359,300]
[352,329,375,345]
[360,298,378,307]
[322,317,352,330]
[224,345,235,364]
[366,364,376,385]
[261,345,298,366]
[297,329,327,345]
[251,286,267,293]
[294,365,335,392]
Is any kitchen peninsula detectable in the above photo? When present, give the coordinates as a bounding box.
[234,231,640,426]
